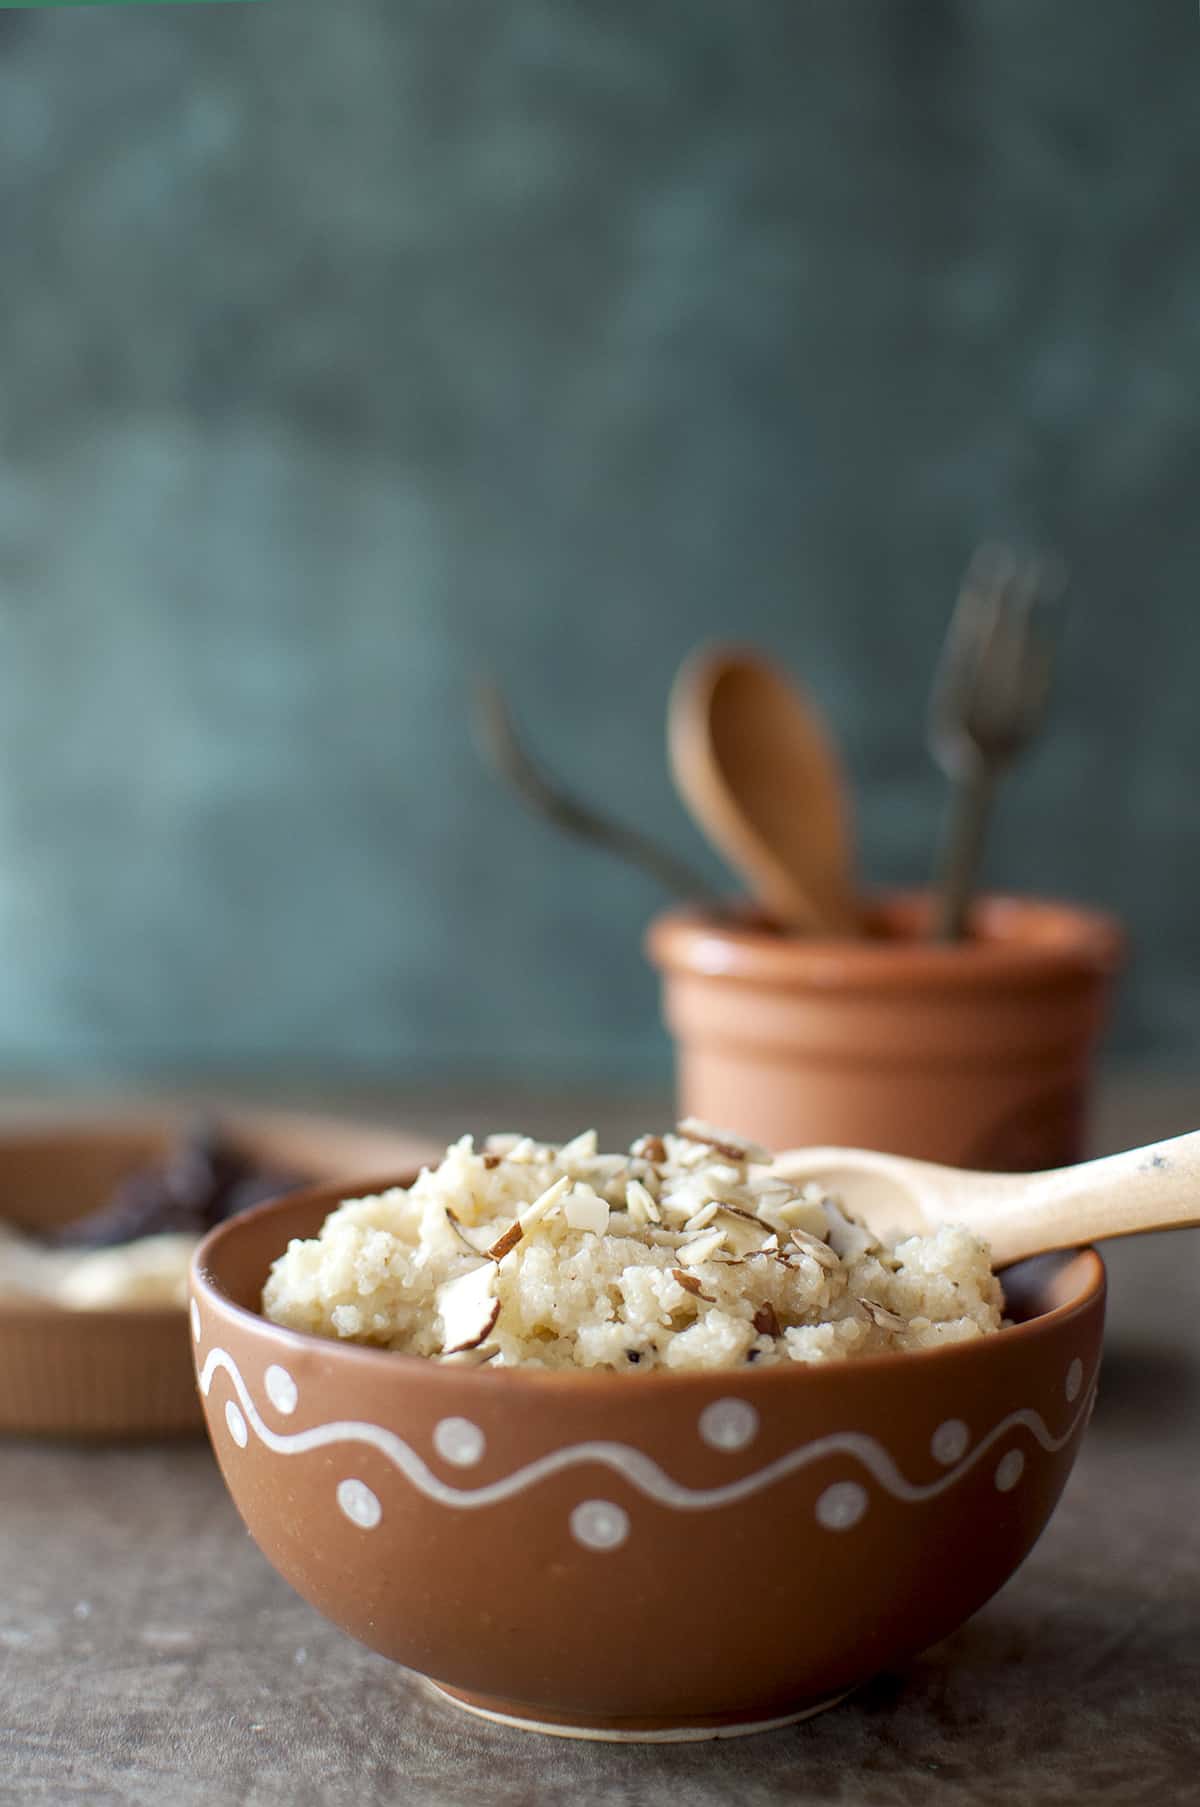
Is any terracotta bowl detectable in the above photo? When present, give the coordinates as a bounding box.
[0,1109,437,1439]
[647,890,1125,1169]
[192,1176,1106,1741]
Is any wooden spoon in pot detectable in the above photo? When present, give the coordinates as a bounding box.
[668,647,859,934]
[772,1132,1200,1269]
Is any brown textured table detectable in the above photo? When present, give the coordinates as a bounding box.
[2,1078,1199,1806]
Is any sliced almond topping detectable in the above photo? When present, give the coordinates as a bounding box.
[713,1204,777,1257]
[484,1133,522,1155]
[677,1119,770,1164]
[671,1268,715,1301]
[437,1342,501,1367]
[519,1174,571,1232]
[486,1220,524,1261]
[771,1198,832,1238]
[625,1178,661,1226]
[751,1179,801,1203]
[824,1201,878,1261]
[740,1235,780,1258]
[677,1227,728,1267]
[683,1200,721,1233]
[437,1263,500,1353]
[444,1207,489,1255]
[790,1228,841,1271]
[559,1129,599,1164]
[631,1134,667,1164]
[563,1185,610,1236]
[857,1296,908,1332]
[753,1301,781,1338]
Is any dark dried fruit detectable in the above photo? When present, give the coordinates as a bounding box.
[47,1121,303,1250]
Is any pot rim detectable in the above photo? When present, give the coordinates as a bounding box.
[646,889,1126,992]
[192,1177,1107,1400]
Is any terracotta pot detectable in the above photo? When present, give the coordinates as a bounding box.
[192,1180,1104,1741]
[0,1108,438,1439]
[646,891,1125,1169]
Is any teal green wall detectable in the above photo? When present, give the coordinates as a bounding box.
[0,0,1196,1078]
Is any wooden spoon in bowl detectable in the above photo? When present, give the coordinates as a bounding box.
[668,647,859,935]
[772,1131,1200,1269]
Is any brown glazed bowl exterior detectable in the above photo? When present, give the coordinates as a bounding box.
[0,1109,438,1439]
[192,1178,1105,1740]
[647,890,1125,1169]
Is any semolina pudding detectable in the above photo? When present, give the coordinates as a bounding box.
[262,1122,1004,1372]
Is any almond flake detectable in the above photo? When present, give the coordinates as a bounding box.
[677,1227,727,1267]
[631,1134,667,1164]
[790,1229,841,1271]
[741,1236,780,1258]
[824,1201,878,1261]
[437,1263,500,1353]
[771,1198,832,1238]
[753,1302,781,1338]
[437,1342,501,1367]
[486,1220,523,1261]
[683,1201,721,1233]
[671,1268,715,1301]
[713,1204,776,1257]
[563,1185,609,1236]
[676,1119,770,1164]
[444,1207,489,1255]
[625,1179,661,1225]
[484,1133,522,1155]
[519,1175,571,1232]
[857,1297,908,1332]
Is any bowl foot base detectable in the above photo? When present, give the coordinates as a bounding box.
[424,1680,849,1742]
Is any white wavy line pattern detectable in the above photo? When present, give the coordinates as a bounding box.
[198,1345,1095,1513]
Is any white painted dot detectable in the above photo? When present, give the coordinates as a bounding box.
[815,1481,868,1530]
[337,1478,382,1530]
[1065,1358,1084,1403]
[570,1499,630,1551]
[433,1416,486,1468]
[995,1449,1025,1493]
[699,1398,759,1452]
[264,1365,298,1416]
[224,1401,248,1449]
[931,1419,970,1466]
[190,1299,201,1343]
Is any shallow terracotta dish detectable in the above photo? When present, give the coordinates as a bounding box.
[192,1176,1105,1741]
[0,1110,437,1439]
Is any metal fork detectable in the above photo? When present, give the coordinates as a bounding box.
[928,545,1067,941]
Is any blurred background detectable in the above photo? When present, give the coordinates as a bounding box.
[0,0,1197,1088]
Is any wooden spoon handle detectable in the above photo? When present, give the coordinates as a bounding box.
[965,1129,1200,1267]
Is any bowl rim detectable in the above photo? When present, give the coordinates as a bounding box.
[191,1174,1108,1398]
